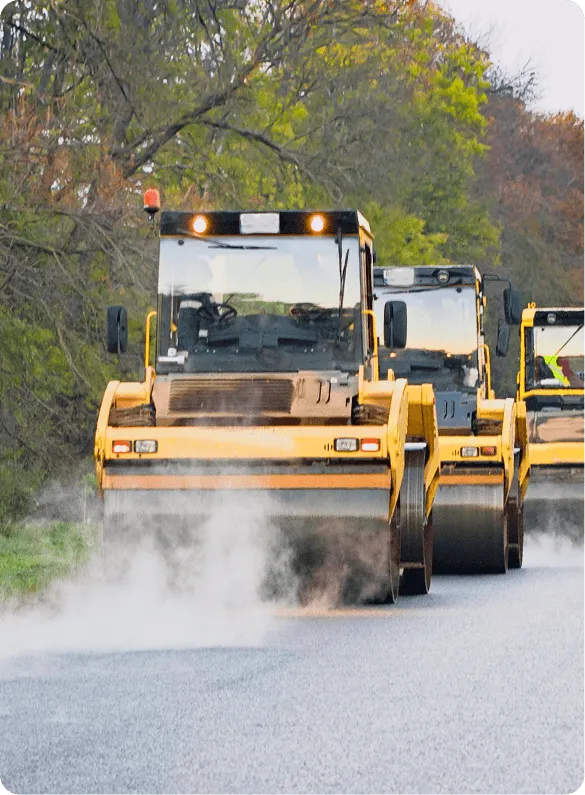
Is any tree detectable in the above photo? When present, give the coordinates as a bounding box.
[0,0,541,519]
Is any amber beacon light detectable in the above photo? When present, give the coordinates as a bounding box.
[143,189,161,216]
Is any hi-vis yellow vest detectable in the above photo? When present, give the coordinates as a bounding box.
[543,355,569,385]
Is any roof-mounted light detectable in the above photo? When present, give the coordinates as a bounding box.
[437,269,450,283]
[240,212,280,234]
[143,189,160,216]
[546,313,557,324]
[192,215,208,234]
[383,267,415,287]
[309,214,325,233]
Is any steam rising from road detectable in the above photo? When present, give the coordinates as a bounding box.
[0,493,296,661]
[524,532,584,568]
[0,478,582,663]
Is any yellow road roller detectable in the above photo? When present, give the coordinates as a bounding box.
[94,200,440,603]
[518,305,584,539]
[374,265,530,573]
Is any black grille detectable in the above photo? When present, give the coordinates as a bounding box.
[169,378,293,413]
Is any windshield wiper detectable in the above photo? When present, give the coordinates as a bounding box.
[551,324,584,358]
[186,231,276,250]
[208,241,276,250]
[335,226,349,338]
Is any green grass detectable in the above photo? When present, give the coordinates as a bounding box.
[0,521,97,599]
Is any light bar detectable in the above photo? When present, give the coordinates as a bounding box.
[240,213,279,234]
[383,267,415,287]
[112,440,132,454]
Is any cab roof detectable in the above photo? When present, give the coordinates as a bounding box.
[373,264,480,289]
[159,210,371,237]
[522,307,584,326]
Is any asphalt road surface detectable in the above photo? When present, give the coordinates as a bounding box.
[0,533,582,795]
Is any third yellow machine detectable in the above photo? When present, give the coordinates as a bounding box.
[518,305,584,536]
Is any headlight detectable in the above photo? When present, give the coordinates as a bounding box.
[460,447,479,457]
[334,438,359,452]
[134,440,158,454]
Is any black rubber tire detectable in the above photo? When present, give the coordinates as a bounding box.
[385,501,402,604]
[401,512,433,595]
[399,449,432,595]
[433,483,508,574]
[507,495,524,569]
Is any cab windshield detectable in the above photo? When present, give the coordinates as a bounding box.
[156,235,363,373]
[375,284,480,391]
[527,324,584,390]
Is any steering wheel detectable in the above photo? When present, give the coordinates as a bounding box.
[290,302,330,322]
[216,302,237,325]
[182,293,237,326]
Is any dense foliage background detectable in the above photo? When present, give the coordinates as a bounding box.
[0,0,582,524]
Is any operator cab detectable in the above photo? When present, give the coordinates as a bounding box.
[520,308,584,410]
[520,308,584,449]
[373,264,519,434]
[155,210,375,376]
[374,265,482,392]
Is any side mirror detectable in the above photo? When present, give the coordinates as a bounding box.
[503,287,523,325]
[383,300,407,349]
[495,321,510,357]
[107,305,128,354]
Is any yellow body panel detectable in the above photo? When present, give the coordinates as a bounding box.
[104,423,390,461]
[439,436,502,462]
[95,369,440,525]
[95,372,430,524]
[103,472,391,491]
[407,383,441,515]
[529,442,584,467]
[437,395,524,502]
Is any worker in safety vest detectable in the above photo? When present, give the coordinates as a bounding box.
[542,354,570,386]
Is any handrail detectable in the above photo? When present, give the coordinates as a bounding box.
[483,342,493,399]
[145,311,157,370]
[363,308,378,380]
[363,308,378,358]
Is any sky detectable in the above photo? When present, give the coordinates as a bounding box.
[438,0,584,117]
